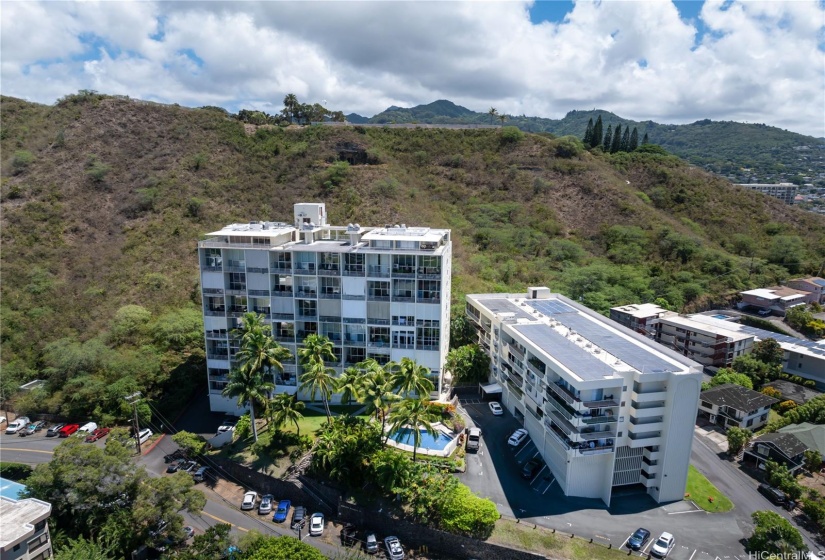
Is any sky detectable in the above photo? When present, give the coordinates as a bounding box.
[2,1,824,137]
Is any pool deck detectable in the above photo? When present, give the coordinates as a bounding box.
[384,422,460,457]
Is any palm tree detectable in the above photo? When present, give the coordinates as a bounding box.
[498,114,508,125]
[336,366,363,407]
[269,392,305,437]
[389,357,434,398]
[283,93,299,124]
[387,397,440,462]
[298,334,337,420]
[357,359,399,441]
[223,313,291,442]
[487,107,498,125]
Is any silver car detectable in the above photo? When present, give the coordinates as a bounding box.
[258,494,274,515]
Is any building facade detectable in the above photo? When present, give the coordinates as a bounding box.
[466,289,703,506]
[199,203,452,414]
[609,303,673,337]
[737,183,799,205]
[697,384,777,431]
[785,277,825,305]
[739,286,812,315]
[0,492,52,560]
[652,315,754,368]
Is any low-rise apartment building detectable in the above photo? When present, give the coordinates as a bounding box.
[698,384,777,431]
[466,289,703,506]
[652,315,754,368]
[609,303,673,337]
[0,490,52,560]
[785,277,825,305]
[739,286,812,315]
[199,203,451,413]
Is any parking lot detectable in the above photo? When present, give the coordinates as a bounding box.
[457,398,760,560]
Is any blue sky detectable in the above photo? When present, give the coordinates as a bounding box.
[2,1,823,136]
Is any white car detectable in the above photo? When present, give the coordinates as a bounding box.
[308,512,324,536]
[650,532,675,558]
[384,536,405,560]
[78,421,98,433]
[507,428,529,447]
[217,420,236,433]
[240,491,258,511]
[488,402,504,416]
[5,417,31,434]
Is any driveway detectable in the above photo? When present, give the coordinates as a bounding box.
[456,397,824,559]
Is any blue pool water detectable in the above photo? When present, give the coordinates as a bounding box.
[0,477,26,500]
[712,314,731,320]
[388,428,454,450]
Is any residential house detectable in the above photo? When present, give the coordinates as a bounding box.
[785,277,825,305]
[743,432,808,474]
[698,384,778,431]
[777,423,825,463]
[198,203,452,413]
[739,286,813,315]
[761,380,823,406]
[467,288,703,506]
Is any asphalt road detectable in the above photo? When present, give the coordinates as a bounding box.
[456,397,825,560]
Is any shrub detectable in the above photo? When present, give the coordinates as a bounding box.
[187,197,205,218]
[0,462,33,481]
[12,150,35,174]
[437,483,499,538]
[235,413,251,441]
[554,136,584,158]
[320,161,350,192]
[86,155,111,183]
[499,126,524,144]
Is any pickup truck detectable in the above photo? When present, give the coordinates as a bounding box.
[5,417,31,435]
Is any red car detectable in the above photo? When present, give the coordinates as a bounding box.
[58,423,80,438]
[85,427,110,442]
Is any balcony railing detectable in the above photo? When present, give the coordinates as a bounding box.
[546,395,577,423]
[392,266,416,278]
[248,289,270,296]
[417,267,441,279]
[581,414,617,425]
[343,264,365,276]
[368,294,391,302]
[274,334,295,343]
[270,263,292,272]
[342,293,365,300]
[318,266,340,276]
[575,441,615,455]
[273,289,293,297]
[202,288,224,295]
[583,397,619,407]
[417,343,439,351]
[205,329,228,339]
[272,313,294,320]
[629,431,661,441]
[547,382,580,406]
[367,266,390,278]
[207,352,229,360]
[368,318,391,325]
[392,293,416,303]
[205,308,226,316]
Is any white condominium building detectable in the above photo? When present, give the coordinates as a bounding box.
[0,492,52,560]
[466,288,702,506]
[199,203,452,414]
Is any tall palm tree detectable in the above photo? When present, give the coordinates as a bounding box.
[336,366,363,407]
[283,93,299,124]
[498,114,508,125]
[298,334,337,421]
[487,107,498,125]
[389,357,435,398]
[357,359,398,441]
[223,313,291,442]
[269,392,305,437]
[387,396,440,462]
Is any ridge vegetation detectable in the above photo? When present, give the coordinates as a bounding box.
[1,92,824,421]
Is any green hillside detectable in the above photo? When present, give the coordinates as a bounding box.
[2,93,824,421]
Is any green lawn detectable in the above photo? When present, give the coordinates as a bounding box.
[490,518,628,560]
[685,465,734,512]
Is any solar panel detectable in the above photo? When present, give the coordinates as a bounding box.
[513,324,616,381]
[476,298,534,320]
[526,300,576,315]
[812,279,825,287]
[552,313,679,373]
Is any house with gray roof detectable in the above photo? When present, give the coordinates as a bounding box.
[743,432,808,474]
[698,384,778,431]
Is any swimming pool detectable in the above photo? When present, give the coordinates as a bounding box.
[388,427,454,450]
[712,314,731,320]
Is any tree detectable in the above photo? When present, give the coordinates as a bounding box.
[389,357,435,397]
[436,483,499,538]
[445,344,491,383]
[583,118,594,146]
[54,536,118,560]
[450,315,476,349]
[335,366,362,406]
[732,354,782,388]
[726,426,752,456]
[641,132,649,145]
[387,396,440,462]
[487,107,498,125]
[762,386,782,399]
[804,449,822,473]
[356,360,399,441]
[244,536,326,560]
[620,126,631,152]
[602,124,613,152]
[268,392,305,436]
[591,115,603,148]
[629,127,639,151]
[171,430,208,456]
[778,400,798,414]
[298,334,337,420]
[610,124,622,153]
[371,448,414,495]
[497,114,507,125]
[753,338,784,366]
[174,524,234,560]
[709,369,754,390]
[283,93,299,124]
[748,510,805,555]
[224,313,290,442]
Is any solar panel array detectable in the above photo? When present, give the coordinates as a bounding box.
[513,324,617,381]
[813,279,825,287]
[476,297,534,320]
[526,300,577,316]
[735,324,825,357]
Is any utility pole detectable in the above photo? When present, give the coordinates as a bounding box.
[125,392,142,455]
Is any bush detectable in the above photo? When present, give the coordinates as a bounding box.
[554,136,584,158]
[437,483,499,538]
[235,413,251,441]
[12,150,35,174]
[0,462,33,481]
[499,126,524,144]
[320,161,350,191]
[86,155,111,183]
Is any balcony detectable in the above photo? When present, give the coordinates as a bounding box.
[392,292,416,303]
[546,395,577,423]
[629,431,662,444]
[368,293,391,302]
[583,395,619,408]
[549,411,578,440]
[202,288,224,295]
[319,290,341,300]
[575,440,615,456]
[343,264,365,276]
[547,382,580,407]
[318,265,340,276]
[526,360,545,379]
[581,413,617,425]
[293,263,316,275]
[417,343,438,351]
[295,289,317,299]
[273,288,293,297]
[342,293,366,301]
[251,307,271,316]
[417,292,441,304]
[417,267,441,279]
[224,288,246,296]
[273,333,295,343]
[205,329,228,339]
[392,266,416,278]
[632,389,668,403]
[344,335,366,347]
[205,308,226,317]
[224,261,246,273]
[272,312,295,320]
[579,426,617,440]
[248,289,270,297]
[270,263,292,273]
[207,352,229,361]
[367,266,390,278]
[506,379,524,398]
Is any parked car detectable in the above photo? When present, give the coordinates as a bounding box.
[166,458,186,474]
[758,308,772,317]
[78,421,98,433]
[240,491,258,511]
[341,523,357,546]
[365,532,379,554]
[5,417,31,435]
[136,428,153,444]
[258,494,274,515]
[384,536,405,560]
[164,449,186,463]
[465,427,482,452]
[19,421,47,437]
[650,532,675,558]
[58,424,80,438]
[192,466,214,483]
[758,483,786,506]
[217,419,236,433]
[488,401,504,416]
[291,506,307,529]
[181,460,199,475]
[183,526,195,540]
[273,500,291,523]
[507,428,529,447]
[46,423,65,437]
[85,427,111,442]
[522,457,542,479]
[627,528,651,550]
[0,416,6,425]
[308,513,324,536]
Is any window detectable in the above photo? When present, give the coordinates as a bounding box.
[746,418,754,427]
[298,300,317,317]
[392,315,414,326]
[417,327,440,350]
[368,281,390,298]
[228,272,246,291]
[760,413,768,422]
[701,400,713,409]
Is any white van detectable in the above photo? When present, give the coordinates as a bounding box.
[5,417,31,435]
[78,422,98,433]
[137,428,153,444]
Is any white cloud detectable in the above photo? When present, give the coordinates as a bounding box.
[1,0,822,137]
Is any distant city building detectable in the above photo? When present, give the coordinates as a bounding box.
[651,314,754,368]
[609,303,673,337]
[198,203,452,413]
[0,478,52,560]
[737,182,799,204]
[466,289,702,506]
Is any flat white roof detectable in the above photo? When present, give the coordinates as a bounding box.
[361,226,448,243]
[205,222,294,237]
[0,496,51,550]
[687,315,825,359]
[611,303,670,319]
[657,315,753,342]
[741,287,808,302]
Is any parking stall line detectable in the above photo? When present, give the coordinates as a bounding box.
[541,477,555,494]
[515,442,535,458]
[688,550,697,560]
